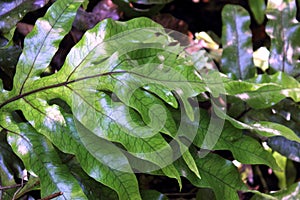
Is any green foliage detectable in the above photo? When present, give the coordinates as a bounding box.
[0,0,300,199]
[248,0,266,25]
[221,5,255,79]
[266,0,300,75]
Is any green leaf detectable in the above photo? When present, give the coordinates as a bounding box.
[176,153,247,200]
[7,123,88,199]
[182,150,201,179]
[242,99,300,139]
[65,157,119,200]
[268,136,300,162]
[251,182,300,200]
[0,0,49,34]
[272,151,287,189]
[266,0,300,75]
[193,109,280,170]
[215,105,300,144]
[248,0,266,24]
[221,5,255,79]
[1,12,204,197]
[253,121,300,143]
[0,130,24,200]
[17,104,142,200]
[272,182,300,199]
[3,0,299,198]
[12,0,83,93]
[13,176,40,199]
[224,72,300,108]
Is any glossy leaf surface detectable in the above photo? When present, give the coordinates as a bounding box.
[192,109,280,170]
[0,131,24,200]
[221,5,255,79]
[266,0,300,75]
[176,153,247,200]
[7,123,88,199]
[268,136,300,162]
[0,0,300,198]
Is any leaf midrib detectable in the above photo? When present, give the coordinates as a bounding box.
[18,1,74,95]
[0,71,127,109]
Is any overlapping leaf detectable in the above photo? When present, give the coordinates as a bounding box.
[175,153,248,200]
[1,0,300,198]
[187,108,280,170]
[220,71,300,109]
[0,0,203,197]
[7,122,88,200]
[0,131,24,200]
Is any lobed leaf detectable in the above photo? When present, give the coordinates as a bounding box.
[12,0,83,93]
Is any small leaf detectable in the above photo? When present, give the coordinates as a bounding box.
[162,165,182,190]
[13,176,40,199]
[182,150,201,179]
[272,151,287,189]
[221,5,255,79]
